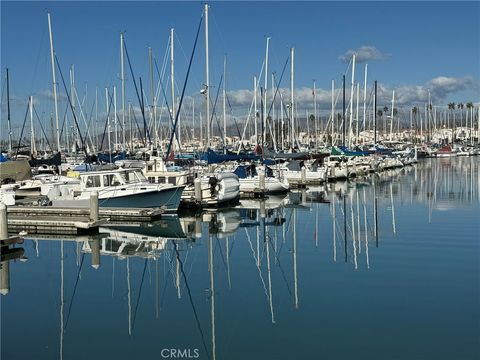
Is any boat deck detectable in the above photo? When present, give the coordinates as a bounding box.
[5,206,165,234]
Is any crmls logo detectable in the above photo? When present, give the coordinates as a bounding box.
[160,349,200,359]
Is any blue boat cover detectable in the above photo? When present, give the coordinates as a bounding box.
[337,146,369,156]
[97,151,127,163]
[199,149,259,164]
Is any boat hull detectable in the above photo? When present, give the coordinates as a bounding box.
[97,186,184,212]
[239,177,289,194]
[53,185,185,212]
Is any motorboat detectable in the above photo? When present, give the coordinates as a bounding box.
[233,164,289,194]
[47,168,185,212]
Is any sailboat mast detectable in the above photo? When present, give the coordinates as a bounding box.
[362,64,368,143]
[342,74,346,146]
[223,55,227,150]
[47,13,61,152]
[95,86,99,151]
[170,29,178,147]
[254,76,258,145]
[29,96,36,155]
[374,80,377,144]
[149,47,156,149]
[390,90,395,141]
[263,37,270,147]
[290,47,295,149]
[6,68,12,152]
[120,33,126,150]
[272,73,276,151]
[192,97,195,141]
[280,81,284,151]
[114,86,118,150]
[313,79,317,149]
[355,83,360,144]
[204,4,210,149]
[105,88,112,155]
[70,65,76,151]
[349,54,356,147]
[331,79,335,146]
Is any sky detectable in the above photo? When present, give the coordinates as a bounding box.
[1,0,479,138]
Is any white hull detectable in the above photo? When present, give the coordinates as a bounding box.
[238,176,289,193]
[181,172,240,207]
[281,168,326,184]
[0,184,17,205]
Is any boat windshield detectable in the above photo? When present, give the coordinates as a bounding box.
[119,170,147,184]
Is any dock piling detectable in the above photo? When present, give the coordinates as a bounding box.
[194,178,202,202]
[0,202,8,240]
[259,173,265,192]
[90,191,99,222]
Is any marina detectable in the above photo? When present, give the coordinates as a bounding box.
[1,157,479,360]
[1,1,479,359]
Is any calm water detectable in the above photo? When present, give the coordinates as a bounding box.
[2,157,479,360]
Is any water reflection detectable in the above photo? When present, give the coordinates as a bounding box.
[2,157,479,360]
[0,236,26,295]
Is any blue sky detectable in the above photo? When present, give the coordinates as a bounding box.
[1,1,479,136]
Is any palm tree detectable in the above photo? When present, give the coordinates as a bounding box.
[447,102,455,112]
[457,103,464,132]
[411,106,418,143]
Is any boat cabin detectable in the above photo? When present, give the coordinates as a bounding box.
[80,169,148,190]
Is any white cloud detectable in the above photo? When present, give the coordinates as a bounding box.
[388,76,474,106]
[391,85,429,105]
[37,89,68,103]
[339,45,391,63]
[427,76,473,99]
[216,75,476,117]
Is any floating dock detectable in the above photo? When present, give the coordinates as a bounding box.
[1,191,165,236]
[7,206,163,222]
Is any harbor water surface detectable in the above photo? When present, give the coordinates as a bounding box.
[2,157,479,360]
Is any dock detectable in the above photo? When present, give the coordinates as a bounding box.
[239,190,268,199]
[1,192,165,235]
[7,206,164,223]
[5,206,164,234]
